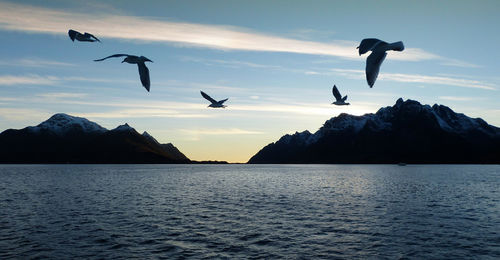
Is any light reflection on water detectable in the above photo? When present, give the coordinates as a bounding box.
[0,164,499,259]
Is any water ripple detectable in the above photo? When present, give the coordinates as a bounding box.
[0,164,499,259]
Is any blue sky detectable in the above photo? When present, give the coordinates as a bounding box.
[0,0,499,162]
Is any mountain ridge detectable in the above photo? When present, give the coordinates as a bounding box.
[248,98,500,164]
[0,113,190,164]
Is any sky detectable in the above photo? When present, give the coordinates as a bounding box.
[0,0,499,163]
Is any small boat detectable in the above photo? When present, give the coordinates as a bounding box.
[397,162,407,166]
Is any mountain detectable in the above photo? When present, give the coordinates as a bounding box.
[248,98,500,164]
[0,113,191,164]
[141,131,189,161]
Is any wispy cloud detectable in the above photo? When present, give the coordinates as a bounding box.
[0,2,438,62]
[180,128,264,136]
[0,108,51,121]
[286,28,337,41]
[36,92,88,99]
[438,96,483,101]
[229,101,382,117]
[439,59,480,68]
[0,74,136,86]
[180,56,332,76]
[74,109,214,119]
[0,58,75,68]
[180,56,282,70]
[331,69,496,90]
[2,90,382,120]
[0,74,59,86]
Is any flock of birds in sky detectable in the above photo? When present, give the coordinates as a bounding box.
[68,29,405,108]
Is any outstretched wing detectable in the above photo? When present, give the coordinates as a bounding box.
[200,91,217,104]
[332,85,342,101]
[218,98,229,104]
[366,50,387,88]
[84,32,101,42]
[94,54,130,62]
[388,41,404,52]
[137,63,150,92]
[68,29,78,41]
[342,95,348,102]
[357,38,386,55]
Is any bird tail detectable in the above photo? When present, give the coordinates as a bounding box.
[388,41,404,52]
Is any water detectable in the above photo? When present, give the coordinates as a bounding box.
[0,164,499,259]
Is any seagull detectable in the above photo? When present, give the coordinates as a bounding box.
[200,91,228,108]
[357,38,404,88]
[94,54,153,92]
[68,29,101,42]
[331,85,349,106]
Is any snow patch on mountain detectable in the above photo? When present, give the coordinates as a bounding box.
[28,113,107,135]
[274,98,499,147]
[278,130,312,145]
[431,104,490,134]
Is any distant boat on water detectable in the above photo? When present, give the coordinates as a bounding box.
[397,162,407,166]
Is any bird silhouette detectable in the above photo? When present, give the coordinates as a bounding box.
[200,91,228,108]
[68,29,100,42]
[357,38,404,88]
[331,85,350,105]
[94,54,153,92]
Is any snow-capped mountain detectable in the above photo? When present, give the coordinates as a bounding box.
[248,98,500,164]
[0,114,190,163]
[27,113,106,135]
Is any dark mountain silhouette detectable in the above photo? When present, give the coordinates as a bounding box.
[141,131,189,161]
[248,98,500,164]
[0,113,190,163]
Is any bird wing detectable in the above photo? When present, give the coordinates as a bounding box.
[218,98,229,104]
[332,85,342,101]
[139,56,153,63]
[388,41,404,51]
[68,29,78,41]
[357,38,386,55]
[84,32,101,42]
[137,63,150,92]
[200,91,217,103]
[94,54,130,62]
[365,50,387,87]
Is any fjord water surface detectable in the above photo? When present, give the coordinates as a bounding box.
[0,164,498,259]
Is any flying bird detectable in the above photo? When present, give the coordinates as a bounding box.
[68,29,101,42]
[94,54,153,92]
[200,91,228,108]
[331,85,350,106]
[357,38,404,88]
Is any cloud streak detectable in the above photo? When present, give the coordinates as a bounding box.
[180,128,264,136]
[0,74,58,86]
[74,109,214,119]
[331,69,496,90]
[36,92,88,99]
[438,96,483,101]
[0,2,437,62]
[0,108,51,121]
[0,58,75,68]
[0,74,136,87]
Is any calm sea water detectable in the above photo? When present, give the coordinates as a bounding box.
[0,164,498,259]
